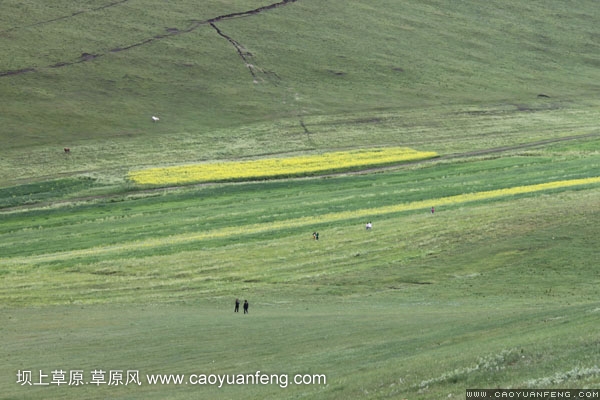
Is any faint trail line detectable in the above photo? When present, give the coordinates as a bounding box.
[0,0,130,35]
[320,132,600,177]
[2,176,599,265]
[0,0,299,77]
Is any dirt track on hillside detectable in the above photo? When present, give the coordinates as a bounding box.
[0,0,298,77]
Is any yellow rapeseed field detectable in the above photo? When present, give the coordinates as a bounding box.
[128,147,438,185]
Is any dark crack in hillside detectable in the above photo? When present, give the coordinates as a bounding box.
[210,23,257,78]
[0,0,299,77]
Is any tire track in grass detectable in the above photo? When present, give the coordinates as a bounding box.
[2,176,599,266]
[0,0,299,77]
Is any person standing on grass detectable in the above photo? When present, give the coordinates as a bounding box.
[243,300,249,314]
[431,206,435,214]
[235,298,240,313]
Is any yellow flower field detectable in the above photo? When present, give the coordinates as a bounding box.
[128,147,439,185]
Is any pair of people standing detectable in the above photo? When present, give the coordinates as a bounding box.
[234,298,249,314]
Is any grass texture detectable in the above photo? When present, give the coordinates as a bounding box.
[1,1,599,399]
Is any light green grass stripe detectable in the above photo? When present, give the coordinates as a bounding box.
[2,177,599,265]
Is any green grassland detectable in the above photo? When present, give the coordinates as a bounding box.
[1,0,599,399]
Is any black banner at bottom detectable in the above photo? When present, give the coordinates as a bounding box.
[466,389,599,399]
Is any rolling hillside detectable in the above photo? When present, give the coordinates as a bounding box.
[1,0,599,185]
[1,1,599,399]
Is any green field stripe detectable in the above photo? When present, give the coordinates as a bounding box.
[2,176,599,265]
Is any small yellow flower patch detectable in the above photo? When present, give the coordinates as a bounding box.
[128,147,438,185]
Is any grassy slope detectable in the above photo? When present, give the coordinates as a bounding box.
[2,145,599,399]
[1,0,600,399]
[1,0,599,184]
[2,192,599,399]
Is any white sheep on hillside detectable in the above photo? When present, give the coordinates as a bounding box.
[151,116,160,122]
